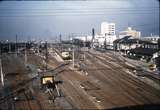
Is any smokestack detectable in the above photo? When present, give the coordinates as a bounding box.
[91,28,95,49]
[92,28,95,40]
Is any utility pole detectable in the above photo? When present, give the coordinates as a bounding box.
[91,28,95,49]
[59,34,62,52]
[59,34,62,43]
[83,36,87,60]
[6,40,9,53]
[0,59,4,87]
[72,46,75,68]
[9,42,11,53]
[72,34,75,68]
[104,34,107,50]
[45,41,48,71]
[25,42,27,67]
[15,35,17,56]
[0,43,4,86]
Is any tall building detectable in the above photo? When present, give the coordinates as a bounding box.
[119,27,141,39]
[92,21,117,49]
[101,22,115,35]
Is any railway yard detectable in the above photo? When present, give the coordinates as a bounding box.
[0,44,160,110]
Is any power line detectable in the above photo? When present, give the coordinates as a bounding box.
[0,13,156,17]
[0,9,158,15]
[0,7,159,10]
[0,10,158,14]
[0,1,159,7]
[0,0,157,1]
[0,6,158,14]
[0,11,158,17]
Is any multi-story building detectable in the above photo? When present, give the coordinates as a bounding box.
[71,22,117,49]
[119,27,141,39]
[94,34,116,48]
[101,22,115,35]
[93,21,117,49]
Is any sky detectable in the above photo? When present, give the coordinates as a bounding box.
[0,0,159,41]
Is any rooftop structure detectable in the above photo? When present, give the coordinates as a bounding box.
[119,27,141,39]
[141,35,159,43]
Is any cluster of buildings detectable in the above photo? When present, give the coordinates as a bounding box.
[73,21,159,69]
[74,21,117,49]
[74,21,143,49]
[93,22,117,49]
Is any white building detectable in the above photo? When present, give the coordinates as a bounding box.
[94,34,104,45]
[93,34,116,49]
[101,22,115,35]
[73,36,92,42]
[95,21,117,48]
[119,27,141,39]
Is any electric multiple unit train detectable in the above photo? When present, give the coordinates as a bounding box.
[61,51,71,60]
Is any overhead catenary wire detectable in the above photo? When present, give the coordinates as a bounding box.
[0,0,159,17]
[0,10,158,13]
[0,12,158,17]
[0,0,159,4]
[0,7,159,10]
[0,7,158,17]
[0,1,159,11]
[0,13,156,18]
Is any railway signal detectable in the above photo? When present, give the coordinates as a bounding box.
[41,75,62,102]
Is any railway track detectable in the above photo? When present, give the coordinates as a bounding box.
[87,51,159,91]
[59,72,100,109]
[83,52,160,107]
[0,80,44,110]
[32,48,160,109]
[88,51,160,92]
[14,88,43,110]
[50,53,134,108]
[47,54,100,109]
[0,54,44,110]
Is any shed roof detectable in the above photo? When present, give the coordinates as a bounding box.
[129,48,159,56]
